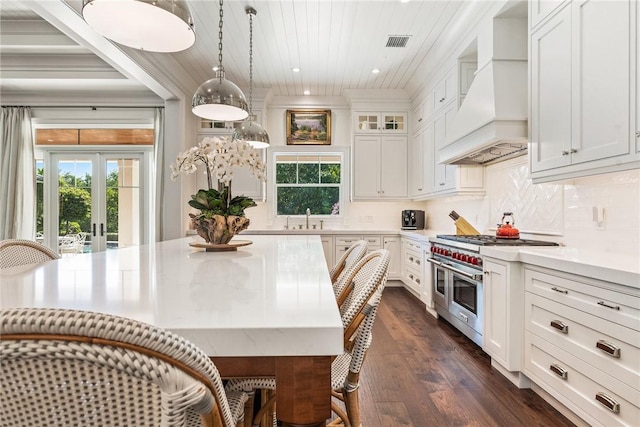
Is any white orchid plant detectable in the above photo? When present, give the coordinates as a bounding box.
[170,136,266,218]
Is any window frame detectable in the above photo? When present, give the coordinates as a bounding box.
[267,146,350,220]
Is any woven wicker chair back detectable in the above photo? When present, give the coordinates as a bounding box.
[339,249,390,330]
[0,239,59,269]
[0,308,247,427]
[331,240,368,300]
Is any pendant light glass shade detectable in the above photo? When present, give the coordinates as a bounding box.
[233,116,270,148]
[232,7,269,148]
[82,0,195,53]
[192,70,249,121]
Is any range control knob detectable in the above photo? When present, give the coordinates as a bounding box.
[470,257,479,265]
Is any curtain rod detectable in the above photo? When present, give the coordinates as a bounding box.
[2,105,163,110]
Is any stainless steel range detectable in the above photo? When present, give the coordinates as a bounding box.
[427,234,558,346]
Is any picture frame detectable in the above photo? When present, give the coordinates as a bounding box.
[286,110,331,145]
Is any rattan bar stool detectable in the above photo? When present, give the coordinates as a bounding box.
[0,239,59,269]
[0,307,249,427]
[330,240,367,308]
[227,249,391,427]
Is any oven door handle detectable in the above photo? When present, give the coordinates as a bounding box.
[427,258,483,281]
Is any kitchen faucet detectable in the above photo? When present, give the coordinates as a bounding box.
[306,208,310,229]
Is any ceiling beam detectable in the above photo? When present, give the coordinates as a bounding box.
[21,0,178,100]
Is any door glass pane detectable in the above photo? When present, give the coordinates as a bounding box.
[36,160,44,242]
[452,276,477,314]
[106,158,140,249]
[57,159,92,255]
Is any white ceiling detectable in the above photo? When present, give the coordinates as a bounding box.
[0,0,494,104]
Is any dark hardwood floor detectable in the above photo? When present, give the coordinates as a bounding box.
[356,286,576,427]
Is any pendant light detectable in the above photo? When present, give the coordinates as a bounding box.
[192,0,248,122]
[82,0,195,53]
[233,7,270,149]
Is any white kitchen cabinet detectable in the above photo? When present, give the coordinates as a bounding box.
[523,265,640,427]
[458,61,477,107]
[197,111,263,134]
[353,112,407,134]
[333,234,400,280]
[530,0,639,183]
[529,0,567,30]
[382,236,400,280]
[431,68,456,115]
[409,130,425,197]
[433,102,457,191]
[483,258,525,374]
[194,134,264,200]
[400,237,424,298]
[321,236,334,270]
[353,135,407,199]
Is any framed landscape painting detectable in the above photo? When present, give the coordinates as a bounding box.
[286,110,331,145]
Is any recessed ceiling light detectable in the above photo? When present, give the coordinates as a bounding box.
[303,90,311,95]
[372,68,381,74]
[212,66,219,71]
[292,67,301,72]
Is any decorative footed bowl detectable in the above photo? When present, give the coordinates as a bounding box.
[190,214,251,249]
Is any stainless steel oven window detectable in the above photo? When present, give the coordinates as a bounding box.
[436,267,446,297]
[452,274,478,315]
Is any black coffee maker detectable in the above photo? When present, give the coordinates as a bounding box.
[401,210,425,230]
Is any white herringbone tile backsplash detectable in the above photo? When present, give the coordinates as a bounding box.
[424,157,640,258]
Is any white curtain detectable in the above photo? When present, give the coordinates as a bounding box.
[0,107,35,240]
[153,107,165,242]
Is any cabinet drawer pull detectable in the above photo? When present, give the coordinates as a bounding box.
[416,278,420,284]
[550,320,568,334]
[409,274,414,280]
[595,392,620,413]
[409,256,414,262]
[415,260,421,265]
[596,340,621,358]
[549,364,568,380]
[551,286,568,294]
[597,301,620,310]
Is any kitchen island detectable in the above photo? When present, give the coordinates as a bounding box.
[0,235,344,427]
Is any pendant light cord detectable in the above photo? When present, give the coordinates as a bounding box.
[248,10,254,116]
[218,0,224,79]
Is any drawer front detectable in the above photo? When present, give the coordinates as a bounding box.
[525,268,640,330]
[526,292,640,392]
[524,333,640,427]
[404,239,422,252]
[362,235,382,248]
[405,264,423,293]
[335,236,362,247]
[404,248,422,270]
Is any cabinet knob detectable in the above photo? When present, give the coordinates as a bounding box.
[570,148,577,153]
[561,150,570,156]
[636,131,639,138]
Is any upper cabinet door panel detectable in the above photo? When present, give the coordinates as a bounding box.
[530,5,572,172]
[530,0,568,30]
[571,0,631,164]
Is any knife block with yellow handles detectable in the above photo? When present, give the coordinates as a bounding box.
[449,210,480,235]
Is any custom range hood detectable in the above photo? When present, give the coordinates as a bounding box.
[440,16,528,166]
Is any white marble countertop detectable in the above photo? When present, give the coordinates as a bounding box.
[240,228,402,236]
[481,246,640,289]
[0,235,344,357]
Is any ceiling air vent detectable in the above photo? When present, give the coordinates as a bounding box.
[386,35,410,48]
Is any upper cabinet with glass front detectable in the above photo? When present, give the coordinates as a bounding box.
[353,112,407,134]
[197,111,262,134]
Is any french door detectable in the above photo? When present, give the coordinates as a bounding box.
[44,151,149,254]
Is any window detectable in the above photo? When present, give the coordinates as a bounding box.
[275,153,342,216]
